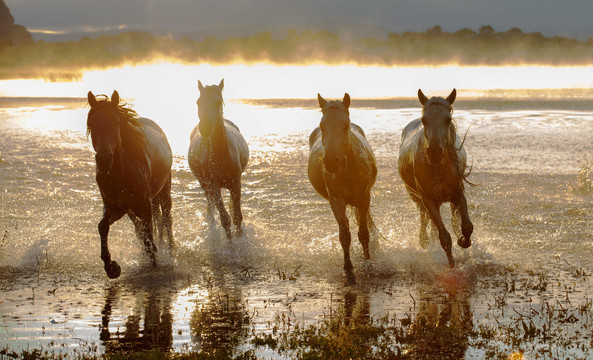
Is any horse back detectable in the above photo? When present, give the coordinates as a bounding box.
[138,118,173,193]
[223,119,249,172]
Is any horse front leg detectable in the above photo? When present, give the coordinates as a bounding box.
[417,201,431,249]
[210,186,232,239]
[422,198,455,268]
[135,202,158,267]
[330,196,355,285]
[356,195,371,261]
[453,191,473,249]
[98,207,126,278]
[230,181,244,237]
[158,176,174,251]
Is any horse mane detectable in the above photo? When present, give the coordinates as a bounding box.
[87,96,149,168]
[422,97,472,183]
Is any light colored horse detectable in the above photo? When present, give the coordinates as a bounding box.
[398,89,473,268]
[87,90,173,279]
[188,80,249,239]
[308,93,377,285]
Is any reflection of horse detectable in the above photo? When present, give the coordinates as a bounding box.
[100,285,174,352]
[87,91,173,279]
[398,89,473,268]
[189,285,248,355]
[308,93,377,284]
[188,80,249,239]
[406,284,473,358]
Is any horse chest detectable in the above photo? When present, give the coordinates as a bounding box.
[96,169,149,209]
[322,171,363,202]
[414,162,460,203]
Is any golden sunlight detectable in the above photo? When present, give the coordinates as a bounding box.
[2,63,593,101]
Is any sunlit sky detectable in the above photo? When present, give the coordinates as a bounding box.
[6,0,593,40]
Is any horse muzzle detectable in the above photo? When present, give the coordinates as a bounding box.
[426,145,445,165]
[323,155,347,174]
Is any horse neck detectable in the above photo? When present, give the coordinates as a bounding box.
[345,128,368,170]
[209,119,231,156]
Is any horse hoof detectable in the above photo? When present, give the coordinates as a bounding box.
[105,261,121,279]
[457,236,471,249]
[344,272,356,286]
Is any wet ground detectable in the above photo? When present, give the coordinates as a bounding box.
[1,96,593,358]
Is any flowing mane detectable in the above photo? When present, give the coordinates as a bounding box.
[86,96,148,166]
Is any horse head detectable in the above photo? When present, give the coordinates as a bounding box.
[418,88,456,165]
[87,90,122,173]
[197,79,224,137]
[318,93,351,174]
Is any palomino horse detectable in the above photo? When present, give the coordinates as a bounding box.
[87,91,173,279]
[308,93,377,284]
[188,80,249,239]
[398,89,473,267]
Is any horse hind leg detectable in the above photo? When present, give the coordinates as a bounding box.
[130,208,158,267]
[152,202,163,243]
[356,198,371,261]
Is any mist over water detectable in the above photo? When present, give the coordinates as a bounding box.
[1,64,593,358]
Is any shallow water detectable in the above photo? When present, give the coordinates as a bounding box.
[1,88,593,358]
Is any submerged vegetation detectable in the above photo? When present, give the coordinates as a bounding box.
[1,25,593,80]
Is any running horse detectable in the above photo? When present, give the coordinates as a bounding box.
[188,80,249,239]
[87,91,173,279]
[398,89,473,268]
[308,93,377,285]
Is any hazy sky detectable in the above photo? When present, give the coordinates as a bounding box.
[6,0,593,39]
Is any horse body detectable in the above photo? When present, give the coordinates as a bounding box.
[308,93,377,284]
[87,90,173,279]
[398,89,472,268]
[188,80,249,239]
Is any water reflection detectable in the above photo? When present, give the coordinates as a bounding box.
[100,283,175,353]
[189,285,248,355]
[405,276,473,358]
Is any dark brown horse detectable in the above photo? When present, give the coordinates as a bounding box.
[308,93,377,284]
[188,80,249,239]
[398,89,473,268]
[87,91,173,278]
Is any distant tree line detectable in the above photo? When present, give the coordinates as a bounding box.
[1,25,593,80]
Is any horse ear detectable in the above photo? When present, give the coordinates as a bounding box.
[317,93,327,109]
[87,91,98,108]
[418,89,428,106]
[219,79,224,91]
[446,88,457,105]
[198,80,204,92]
[111,90,120,106]
[342,93,351,109]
